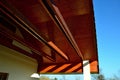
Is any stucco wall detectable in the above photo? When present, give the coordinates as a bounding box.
[0,45,38,80]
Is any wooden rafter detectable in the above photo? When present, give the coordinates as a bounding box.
[0,23,55,62]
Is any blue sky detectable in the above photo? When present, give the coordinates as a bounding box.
[41,0,120,79]
[93,0,120,78]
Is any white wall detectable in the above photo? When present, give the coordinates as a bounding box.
[0,45,38,80]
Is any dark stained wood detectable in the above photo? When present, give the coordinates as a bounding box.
[0,0,99,73]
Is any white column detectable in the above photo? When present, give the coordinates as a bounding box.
[83,60,91,80]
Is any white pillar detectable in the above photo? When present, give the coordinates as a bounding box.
[83,60,91,80]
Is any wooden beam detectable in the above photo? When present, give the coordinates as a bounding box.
[0,24,55,62]
[0,2,68,61]
[39,0,84,60]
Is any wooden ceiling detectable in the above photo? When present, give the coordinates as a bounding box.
[0,0,99,74]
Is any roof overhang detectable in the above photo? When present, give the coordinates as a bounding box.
[0,0,99,74]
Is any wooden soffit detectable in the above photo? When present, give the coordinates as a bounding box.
[0,0,99,74]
